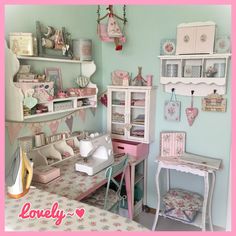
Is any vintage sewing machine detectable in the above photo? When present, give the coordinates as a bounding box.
[75,133,114,176]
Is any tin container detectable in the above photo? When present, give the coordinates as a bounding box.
[166,64,178,77]
[72,39,80,60]
[79,39,92,61]
[214,63,225,78]
[9,32,37,56]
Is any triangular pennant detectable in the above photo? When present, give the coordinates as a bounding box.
[65,115,73,132]
[78,109,86,122]
[7,123,24,144]
[90,107,96,117]
[49,120,60,134]
[31,123,42,134]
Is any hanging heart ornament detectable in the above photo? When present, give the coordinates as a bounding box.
[23,89,38,109]
[185,107,198,126]
[185,91,198,126]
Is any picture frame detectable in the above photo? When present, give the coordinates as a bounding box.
[45,68,62,95]
[160,39,176,55]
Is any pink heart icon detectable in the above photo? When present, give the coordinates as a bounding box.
[185,107,198,126]
[75,208,85,218]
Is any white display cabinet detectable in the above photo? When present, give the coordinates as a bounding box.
[107,86,157,144]
[5,44,98,121]
[159,53,231,96]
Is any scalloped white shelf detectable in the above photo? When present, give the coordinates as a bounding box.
[160,77,226,86]
[159,53,231,96]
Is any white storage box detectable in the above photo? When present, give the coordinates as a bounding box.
[176,22,216,55]
[9,32,37,56]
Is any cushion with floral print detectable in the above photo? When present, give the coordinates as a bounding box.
[163,188,203,211]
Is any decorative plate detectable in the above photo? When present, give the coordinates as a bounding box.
[160,39,176,55]
[215,36,231,53]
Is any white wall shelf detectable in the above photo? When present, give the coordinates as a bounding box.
[159,53,231,96]
[5,45,98,122]
[17,55,93,64]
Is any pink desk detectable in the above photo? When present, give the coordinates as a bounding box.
[33,155,133,219]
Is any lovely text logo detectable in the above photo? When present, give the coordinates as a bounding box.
[18,202,85,225]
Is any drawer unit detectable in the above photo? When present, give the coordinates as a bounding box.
[112,139,149,160]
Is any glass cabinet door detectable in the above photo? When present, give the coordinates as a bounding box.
[110,90,127,137]
[127,91,147,141]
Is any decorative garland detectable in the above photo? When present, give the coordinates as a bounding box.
[5,108,97,144]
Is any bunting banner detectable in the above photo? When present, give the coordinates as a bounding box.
[78,109,86,122]
[65,115,74,132]
[49,120,60,134]
[90,107,97,117]
[29,123,43,134]
[6,122,24,144]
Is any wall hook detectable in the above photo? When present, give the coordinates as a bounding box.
[171,88,175,92]
[191,90,194,95]
[214,89,217,94]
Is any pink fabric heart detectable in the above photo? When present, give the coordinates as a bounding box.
[49,121,59,134]
[75,208,85,218]
[185,108,198,126]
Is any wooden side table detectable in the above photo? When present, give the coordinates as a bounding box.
[152,153,221,231]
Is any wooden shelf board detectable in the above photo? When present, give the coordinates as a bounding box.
[24,105,95,120]
[17,55,94,64]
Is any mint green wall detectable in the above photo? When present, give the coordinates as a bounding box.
[5,5,231,229]
[101,5,231,228]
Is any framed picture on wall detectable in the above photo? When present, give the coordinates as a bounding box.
[45,67,62,95]
[160,39,176,55]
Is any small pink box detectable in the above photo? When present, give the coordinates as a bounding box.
[160,132,186,157]
[112,139,149,160]
[33,166,60,184]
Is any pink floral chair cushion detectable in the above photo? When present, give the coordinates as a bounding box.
[163,188,203,223]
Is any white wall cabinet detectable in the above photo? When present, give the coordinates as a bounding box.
[107,86,157,144]
[159,53,231,96]
[5,44,98,121]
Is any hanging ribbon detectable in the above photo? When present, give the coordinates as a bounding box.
[65,115,74,132]
[6,122,24,144]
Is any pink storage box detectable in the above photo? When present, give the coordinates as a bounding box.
[33,165,60,184]
[160,132,186,157]
[112,139,149,160]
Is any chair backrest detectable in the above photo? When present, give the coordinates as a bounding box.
[103,155,128,209]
